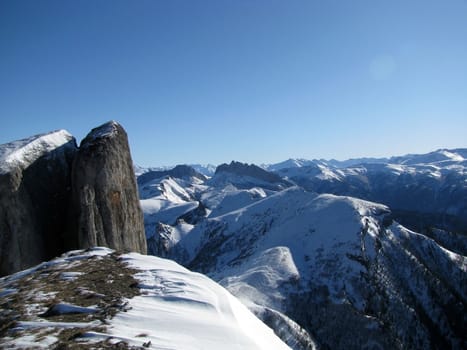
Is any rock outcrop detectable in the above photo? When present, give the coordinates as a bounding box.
[212,161,292,190]
[69,121,147,254]
[0,130,77,276]
[0,121,147,276]
[215,161,284,182]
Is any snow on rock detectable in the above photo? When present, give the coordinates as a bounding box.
[0,130,75,175]
[41,303,98,316]
[83,120,119,142]
[0,130,77,276]
[59,271,83,281]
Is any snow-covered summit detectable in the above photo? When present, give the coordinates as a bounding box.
[390,148,466,166]
[0,130,75,175]
[264,158,316,171]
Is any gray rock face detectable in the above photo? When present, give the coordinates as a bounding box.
[69,121,146,254]
[216,161,284,182]
[212,161,292,190]
[0,121,147,276]
[0,131,77,276]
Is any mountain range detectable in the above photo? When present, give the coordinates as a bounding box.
[138,148,467,349]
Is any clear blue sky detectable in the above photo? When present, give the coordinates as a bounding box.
[1,0,466,166]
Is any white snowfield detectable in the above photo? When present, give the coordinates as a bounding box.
[0,129,74,174]
[0,248,290,350]
[112,253,291,350]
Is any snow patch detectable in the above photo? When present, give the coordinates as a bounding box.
[86,120,119,140]
[42,303,98,316]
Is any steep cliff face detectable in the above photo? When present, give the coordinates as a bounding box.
[70,121,147,254]
[0,130,77,276]
[0,121,147,276]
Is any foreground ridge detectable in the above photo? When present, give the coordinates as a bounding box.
[0,247,291,350]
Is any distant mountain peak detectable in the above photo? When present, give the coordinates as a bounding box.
[216,161,283,182]
[137,164,207,186]
[210,161,293,191]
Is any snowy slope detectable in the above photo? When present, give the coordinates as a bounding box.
[0,247,290,350]
[162,187,466,349]
[114,253,291,350]
[0,130,75,175]
[138,173,207,258]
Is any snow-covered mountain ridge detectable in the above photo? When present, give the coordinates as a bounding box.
[269,149,467,235]
[139,147,467,234]
[137,148,466,174]
[262,148,467,170]
[0,247,290,349]
[138,149,467,349]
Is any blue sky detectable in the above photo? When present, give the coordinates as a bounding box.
[1,0,466,166]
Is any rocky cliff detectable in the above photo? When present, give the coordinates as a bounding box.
[69,121,146,254]
[0,121,146,276]
[0,130,77,276]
